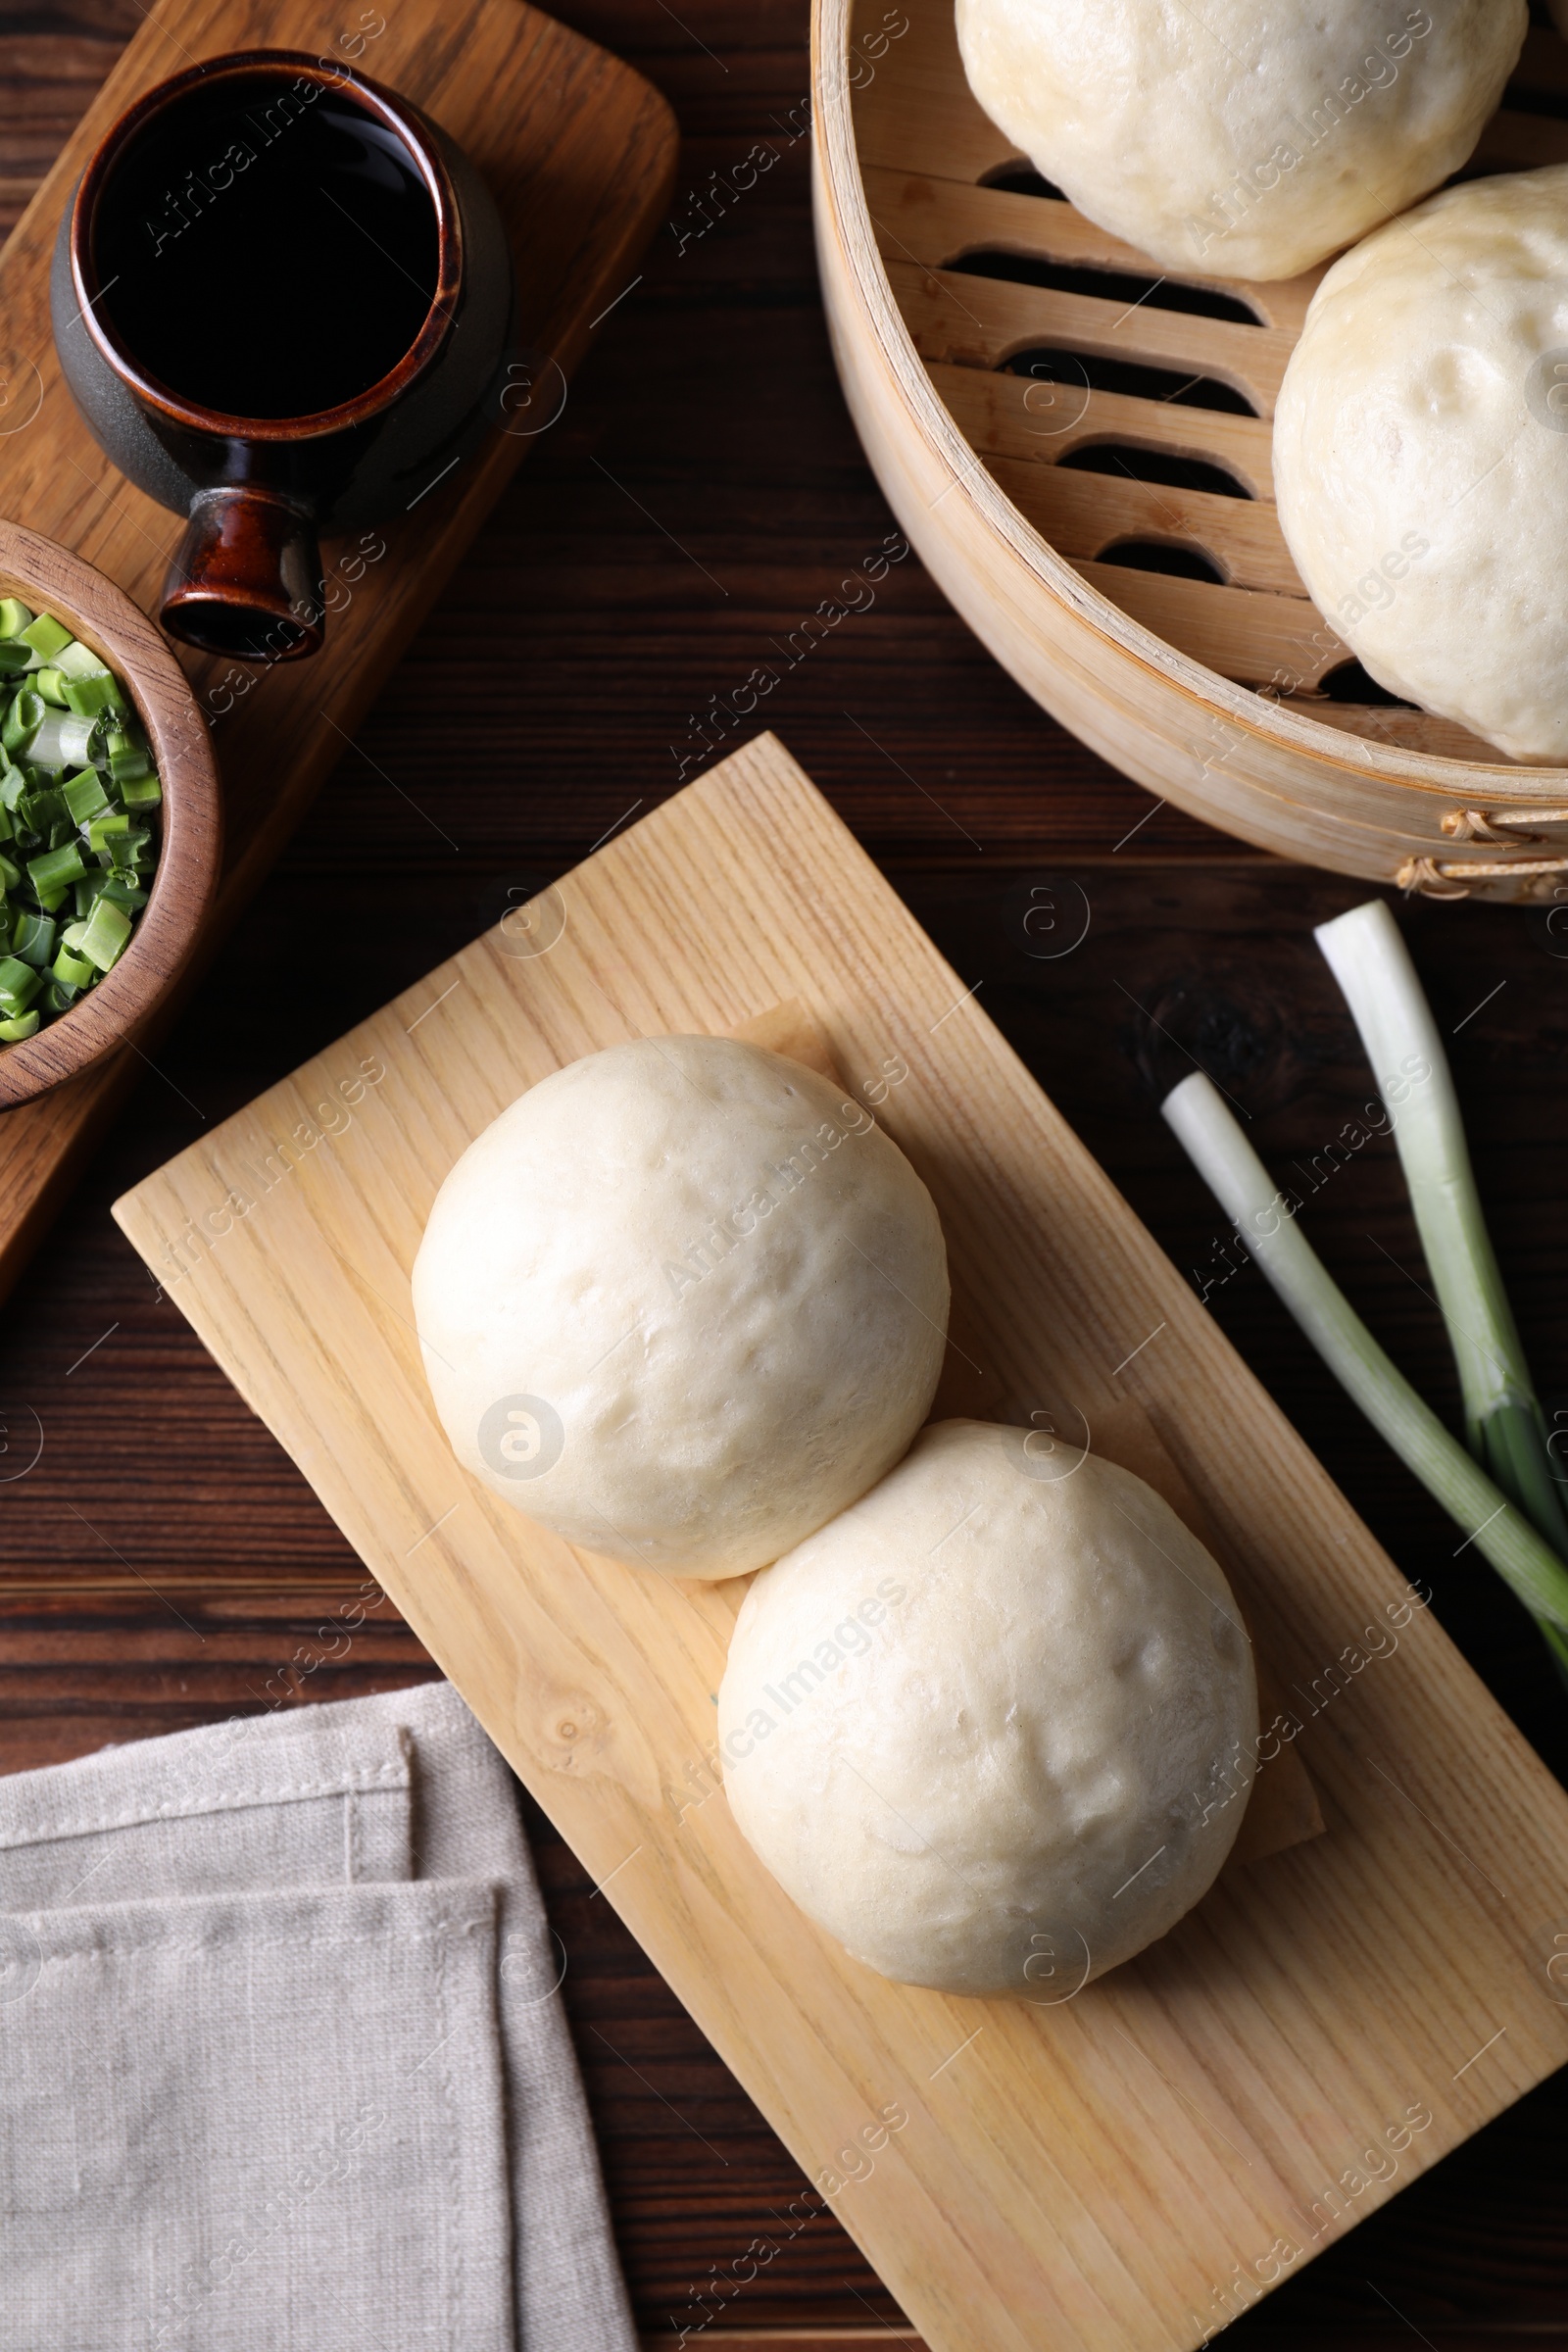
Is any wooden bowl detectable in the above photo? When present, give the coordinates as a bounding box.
[813,0,1568,903]
[0,520,220,1105]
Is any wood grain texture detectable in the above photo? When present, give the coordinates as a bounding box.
[0,0,676,1293]
[820,0,1568,897]
[114,732,1568,2352]
[5,2,1568,2339]
[0,520,221,1106]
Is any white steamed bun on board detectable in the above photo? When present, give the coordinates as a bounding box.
[718,1419,1258,1995]
[412,1035,950,1581]
[1274,165,1568,763]
[954,0,1527,282]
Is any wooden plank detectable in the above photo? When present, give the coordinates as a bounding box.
[0,0,677,1303]
[114,731,1568,2352]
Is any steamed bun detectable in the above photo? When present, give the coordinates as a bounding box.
[718,1420,1258,1994]
[413,1035,950,1580]
[955,0,1526,282]
[1274,166,1568,761]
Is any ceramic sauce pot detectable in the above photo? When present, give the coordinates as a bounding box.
[52,49,516,660]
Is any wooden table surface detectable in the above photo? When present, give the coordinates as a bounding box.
[2,5,1566,2345]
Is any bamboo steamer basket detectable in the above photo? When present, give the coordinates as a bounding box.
[812,0,1568,902]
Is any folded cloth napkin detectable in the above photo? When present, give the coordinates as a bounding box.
[0,1680,637,2352]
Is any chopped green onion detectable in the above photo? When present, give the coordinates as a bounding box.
[61,667,124,720]
[76,896,130,972]
[109,742,152,786]
[52,639,105,680]
[26,708,99,775]
[0,956,42,1016]
[86,811,130,854]
[10,909,55,968]
[18,788,63,836]
[0,631,157,1048]
[49,946,93,991]
[63,767,109,825]
[2,688,42,758]
[20,612,73,662]
[108,827,151,871]
[1163,1071,1568,1640]
[25,841,84,896]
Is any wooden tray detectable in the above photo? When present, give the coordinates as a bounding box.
[0,0,676,1302]
[816,0,1568,901]
[115,731,1568,2352]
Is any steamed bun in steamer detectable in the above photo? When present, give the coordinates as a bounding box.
[413,1035,950,1580]
[1273,166,1568,762]
[955,0,1527,282]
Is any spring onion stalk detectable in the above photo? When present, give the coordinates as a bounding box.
[1314,901,1568,1571]
[1163,1071,1568,1640]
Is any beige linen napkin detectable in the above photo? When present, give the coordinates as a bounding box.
[0,1680,637,2352]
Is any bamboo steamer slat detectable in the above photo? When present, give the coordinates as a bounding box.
[814,1,1568,901]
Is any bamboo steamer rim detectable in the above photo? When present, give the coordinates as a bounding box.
[809,0,1568,818]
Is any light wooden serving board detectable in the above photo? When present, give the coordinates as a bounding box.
[0,0,677,1298]
[116,733,1568,2352]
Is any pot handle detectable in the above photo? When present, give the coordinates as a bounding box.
[160,486,323,662]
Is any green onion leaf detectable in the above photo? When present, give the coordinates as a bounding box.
[1316,900,1568,1570]
[1164,1071,1568,1641]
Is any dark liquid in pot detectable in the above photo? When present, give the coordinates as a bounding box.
[93,73,441,420]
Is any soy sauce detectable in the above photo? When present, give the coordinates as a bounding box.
[93,72,440,420]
